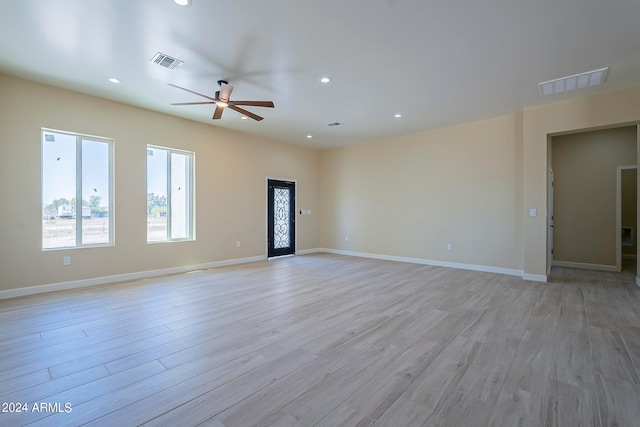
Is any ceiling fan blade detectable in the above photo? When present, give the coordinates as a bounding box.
[171,101,216,106]
[228,105,264,121]
[167,83,217,101]
[212,105,224,120]
[219,82,234,103]
[231,101,274,108]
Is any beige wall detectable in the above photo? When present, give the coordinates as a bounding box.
[320,114,524,271]
[552,127,636,266]
[2,72,640,293]
[320,87,640,279]
[523,88,640,278]
[0,74,320,292]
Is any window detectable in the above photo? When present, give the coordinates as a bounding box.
[147,146,194,242]
[42,129,113,249]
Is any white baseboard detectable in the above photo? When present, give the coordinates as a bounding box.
[553,260,619,272]
[1,248,549,300]
[296,248,321,255]
[0,255,265,300]
[316,248,529,279]
[523,273,549,283]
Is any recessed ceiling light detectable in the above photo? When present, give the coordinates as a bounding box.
[241,116,248,120]
[320,77,331,83]
[306,135,313,139]
[174,0,192,6]
[538,67,608,96]
[108,78,120,84]
[394,113,402,118]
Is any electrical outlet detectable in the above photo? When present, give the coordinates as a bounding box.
[236,241,241,247]
[447,243,452,251]
[345,236,349,242]
[63,256,71,266]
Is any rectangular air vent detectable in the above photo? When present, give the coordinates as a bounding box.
[538,67,608,96]
[150,52,184,70]
[327,121,342,127]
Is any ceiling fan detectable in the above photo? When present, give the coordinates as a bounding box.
[168,80,274,121]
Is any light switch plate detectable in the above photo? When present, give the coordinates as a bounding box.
[530,208,537,217]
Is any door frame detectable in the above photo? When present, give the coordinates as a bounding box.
[616,165,637,272]
[547,168,554,275]
[266,177,297,258]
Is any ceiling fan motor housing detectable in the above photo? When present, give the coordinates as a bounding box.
[168,81,273,121]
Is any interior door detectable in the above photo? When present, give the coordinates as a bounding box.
[267,179,296,258]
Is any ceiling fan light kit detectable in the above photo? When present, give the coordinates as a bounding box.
[168,80,274,121]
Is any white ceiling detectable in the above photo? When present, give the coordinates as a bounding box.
[1,0,639,148]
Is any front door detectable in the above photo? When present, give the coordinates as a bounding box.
[267,179,295,258]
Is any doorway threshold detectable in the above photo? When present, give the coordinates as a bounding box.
[268,254,296,261]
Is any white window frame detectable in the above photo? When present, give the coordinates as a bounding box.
[146,145,195,243]
[41,128,114,250]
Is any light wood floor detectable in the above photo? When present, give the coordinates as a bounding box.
[1,254,640,426]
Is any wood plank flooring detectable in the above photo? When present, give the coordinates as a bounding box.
[1,254,640,426]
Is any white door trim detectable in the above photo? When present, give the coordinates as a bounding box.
[547,168,554,275]
[616,165,637,272]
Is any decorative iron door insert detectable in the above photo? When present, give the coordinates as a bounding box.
[268,179,295,257]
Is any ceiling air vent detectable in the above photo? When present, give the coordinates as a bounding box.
[150,52,184,70]
[327,121,342,127]
[538,67,608,96]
